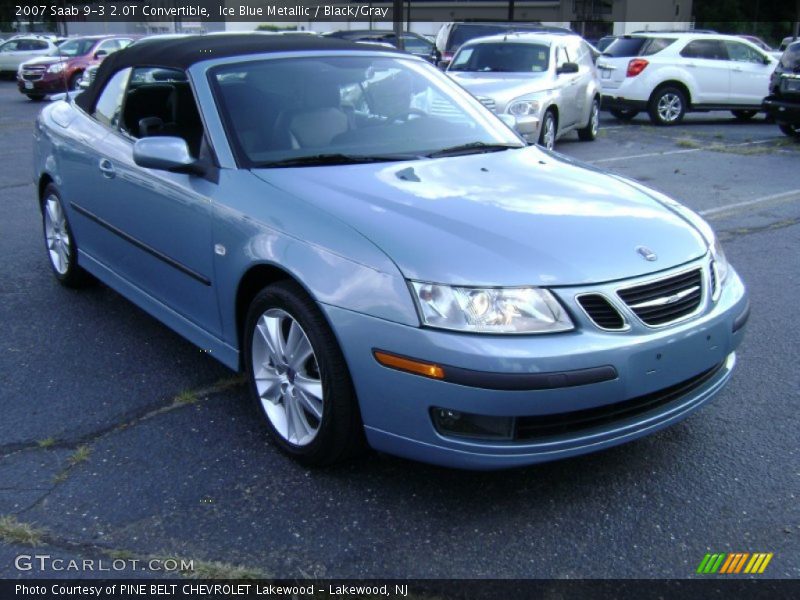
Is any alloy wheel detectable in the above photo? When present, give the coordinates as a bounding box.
[541,113,555,150]
[657,93,682,123]
[43,195,70,275]
[251,308,324,446]
[590,102,599,136]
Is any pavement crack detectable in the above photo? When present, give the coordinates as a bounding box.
[0,374,245,460]
[719,218,800,241]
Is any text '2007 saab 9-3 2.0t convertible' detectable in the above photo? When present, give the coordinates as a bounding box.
[33,34,749,469]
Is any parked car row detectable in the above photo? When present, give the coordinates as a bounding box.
[17,35,133,100]
[763,39,800,138]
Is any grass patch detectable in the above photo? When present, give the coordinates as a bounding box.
[37,438,56,449]
[173,390,198,406]
[0,515,45,546]
[675,137,703,149]
[67,445,91,466]
[183,559,265,579]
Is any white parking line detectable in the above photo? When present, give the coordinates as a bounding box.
[699,189,800,217]
[590,137,784,164]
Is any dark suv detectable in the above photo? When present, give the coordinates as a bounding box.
[763,41,800,138]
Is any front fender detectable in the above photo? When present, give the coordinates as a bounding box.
[211,171,420,349]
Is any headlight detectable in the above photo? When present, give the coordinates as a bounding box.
[507,98,541,117]
[47,62,65,74]
[710,237,729,296]
[410,282,574,334]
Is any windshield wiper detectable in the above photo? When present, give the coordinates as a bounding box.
[255,153,417,168]
[426,142,522,158]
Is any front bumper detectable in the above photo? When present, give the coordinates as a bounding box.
[763,95,800,125]
[323,261,748,469]
[17,75,65,95]
[513,114,541,144]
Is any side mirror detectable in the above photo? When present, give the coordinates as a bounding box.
[763,55,772,65]
[133,137,199,173]
[557,62,579,75]
[94,49,108,59]
[438,59,451,71]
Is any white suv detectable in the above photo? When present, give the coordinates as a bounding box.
[598,33,778,125]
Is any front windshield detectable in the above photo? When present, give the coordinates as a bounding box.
[211,55,523,167]
[449,42,550,72]
[49,38,96,57]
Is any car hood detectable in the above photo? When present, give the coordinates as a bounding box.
[448,71,552,105]
[20,55,62,67]
[252,148,707,287]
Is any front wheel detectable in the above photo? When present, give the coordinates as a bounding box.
[68,72,82,91]
[41,185,90,287]
[26,94,45,101]
[648,87,686,125]
[244,281,365,466]
[538,109,556,150]
[577,98,600,141]
[779,123,800,138]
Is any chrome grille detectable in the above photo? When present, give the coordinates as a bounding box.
[617,268,703,326]
[21,67,45,81]
[476,96,496,112]
[577,294,625,330]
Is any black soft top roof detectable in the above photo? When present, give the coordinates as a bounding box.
[76,33,395,112]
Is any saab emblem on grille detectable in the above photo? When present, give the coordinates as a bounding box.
[636,246,658,261]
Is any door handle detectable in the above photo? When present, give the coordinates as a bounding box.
[98,158,116,179]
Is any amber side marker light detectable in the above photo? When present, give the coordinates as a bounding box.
[373,350,445,380]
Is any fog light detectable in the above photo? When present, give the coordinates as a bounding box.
[431,408,513,440]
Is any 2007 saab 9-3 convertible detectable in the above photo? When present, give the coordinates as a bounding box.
[34,35,749,469]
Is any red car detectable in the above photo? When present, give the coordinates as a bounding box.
[17,35,133,100]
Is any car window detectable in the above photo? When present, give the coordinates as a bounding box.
[53,38,96,57]
[92,68,131,128]
[724,41,765,63]
[211,55,521,167]
[604,36,675,58]
[403,34,432,54]
[780,43,800,70]
[680,39,728,60]
[121,67,205,157]
[446,24,508,53]
[0,40,19,52]
[450,42,550,73]
[96,39,123,54]
[556,45,568,68]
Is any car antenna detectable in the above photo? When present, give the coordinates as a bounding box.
[57,37,70,103]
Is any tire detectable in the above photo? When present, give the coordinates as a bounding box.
[732,109,758,120]
[68,72,82,91]
[26,94,45,102]
[609,108,639,121]
[779,123,800,138]
[648,86,687,125]
[243,280,365,466]
[41,184,91,287]
[538,109,557,150]
[577,97,600,141]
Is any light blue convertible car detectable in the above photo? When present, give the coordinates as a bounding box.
[34,35,749,469]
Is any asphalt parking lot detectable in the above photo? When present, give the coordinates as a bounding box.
[0,80,798,580]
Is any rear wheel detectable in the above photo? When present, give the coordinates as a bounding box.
[577,98,600,141]
[648,86,686,125]
[732,109,758,120]
[538,109,556,150]
[609,108,639,121]
[779,123,800,138]
[244,281,365,466]
[41,184,91,287]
